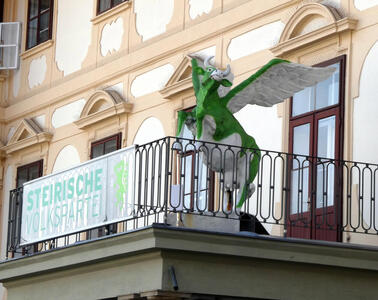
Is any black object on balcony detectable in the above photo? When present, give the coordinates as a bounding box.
[240,213,269,235]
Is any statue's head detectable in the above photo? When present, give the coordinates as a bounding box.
[196,56,233,88]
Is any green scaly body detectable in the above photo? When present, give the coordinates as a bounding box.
[177,58,269,207]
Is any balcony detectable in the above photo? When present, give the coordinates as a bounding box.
[5,136,378,258]
[3,136,378,299]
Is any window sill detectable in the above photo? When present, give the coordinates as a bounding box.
[20,40,54,60]
[91,1,131,25]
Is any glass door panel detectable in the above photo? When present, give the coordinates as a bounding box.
[290,123,311,214]
[293,123,311,156]
[197,154,210,211]
[290,167,310,214]
[316,116,336,208]
[292,87,315,117]
[315,63,340,110]
[182,154,193,210]
[317,116,336,159]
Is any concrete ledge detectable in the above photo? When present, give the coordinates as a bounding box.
[2,225,378,299]
[2,225,378,282]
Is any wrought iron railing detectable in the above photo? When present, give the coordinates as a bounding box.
[6,137,378,258]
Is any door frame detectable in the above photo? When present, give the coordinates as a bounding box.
[286,55,345,241]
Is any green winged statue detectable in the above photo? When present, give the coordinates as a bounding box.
[177,55,335,209]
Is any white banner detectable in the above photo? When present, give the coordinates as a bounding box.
[20,146,135,245]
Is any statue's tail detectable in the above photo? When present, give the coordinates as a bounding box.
[236,147,261,208]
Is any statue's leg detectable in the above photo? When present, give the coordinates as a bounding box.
[176,110,189,137]
[236,149,260,208]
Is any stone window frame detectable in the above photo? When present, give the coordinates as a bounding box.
[16,159,43,188]
[97,0,128,15]
[90,132,122,159]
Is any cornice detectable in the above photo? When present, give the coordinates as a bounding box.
[2,118,52,155]
[75,102,133,129]
[75,89,132,129]
[2,132,52,155]
[2,225,378,284]
[271,18,358,57]
[160,56,194,99]
[279,3,342,43]
[160,78,193,99]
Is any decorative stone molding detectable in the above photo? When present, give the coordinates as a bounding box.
[91,0,131,25]
[74,90,133,129]
[2,119,52,155]
[281,3,342,42]
[0,71,9,107]
[160,56,194,99]
[271,3,357,56]
[0,141,5,159]
[20,40,54,60]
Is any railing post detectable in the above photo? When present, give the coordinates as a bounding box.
[16,187,23,251]
[6,187,23,259]
[283,153,291,237]
[164,137,171,225]
[336,160,343,241]
[6,189,13,259]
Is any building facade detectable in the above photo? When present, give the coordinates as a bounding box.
[0,0,378,299]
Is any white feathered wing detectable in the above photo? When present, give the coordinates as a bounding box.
[224,60,336,113]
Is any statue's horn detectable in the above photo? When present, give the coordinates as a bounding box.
[222,64,231,77]
[204,56,214,68]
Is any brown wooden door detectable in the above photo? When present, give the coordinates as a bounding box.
[313,108,341,241]
[287,56,345,242]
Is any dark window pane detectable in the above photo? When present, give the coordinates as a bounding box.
[27,19,38,49]
[40,0,51,12]
[92,144,104,158]
[39,12,50,42]
[17,169,28,188]
[113,0,125,6]
[104,139,117,154]
[29,0,38,18]
[27,0,53,49]
[99,0,111,13]
[40,11,50,31]
[29,165,41,180]
[91,134,121,159]
[92,146,102,158]
[17,161,42,187]
[39,30,49,43]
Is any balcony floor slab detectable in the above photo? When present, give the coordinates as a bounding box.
[1,225,378,299]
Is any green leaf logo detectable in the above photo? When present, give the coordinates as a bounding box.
[114,160,129,212]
